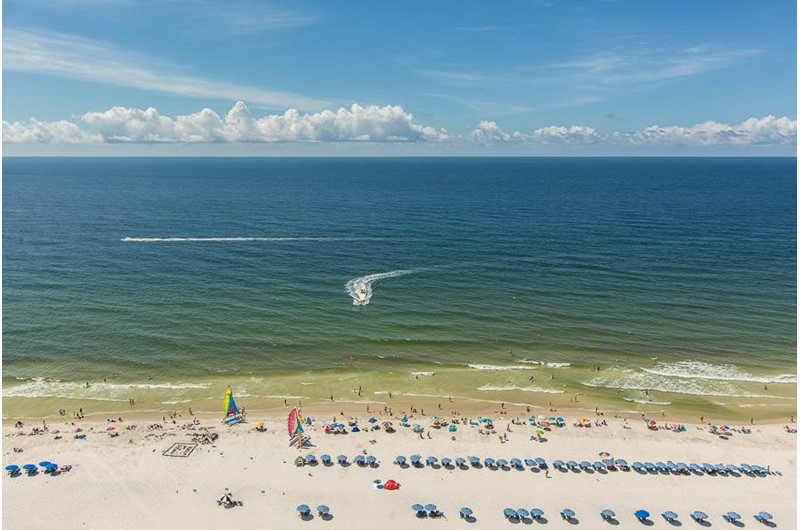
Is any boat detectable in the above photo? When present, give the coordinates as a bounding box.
[352,282,371,306]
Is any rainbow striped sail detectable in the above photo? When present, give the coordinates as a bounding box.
[223,386,240,418]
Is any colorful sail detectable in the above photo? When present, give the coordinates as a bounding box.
[288,408,303,436]
[223,386,240,417]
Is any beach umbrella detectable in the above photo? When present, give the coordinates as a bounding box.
[530,509,544,519]
[337,455,347,464]
[38,461,52,467]
[22,464,36,473]
[317,505,330,515]
[510,458,522,468]
[296,504,310,515]
[5,465,19,474]
[410,454,421,461]
[455,457,466,466]
[441,458,452,467]
[366,456,377,465]
[424,504,437,512]
[566,460,578,468]
[459,507,473,517]
[45,463,58,472]
[751,465,765,474]
[714,464,727,473]
[756,511,773,520]
[412,504,425,512]
[484,457,495,466]
[616,458,628,467]
[602,459,615,468]
[517,509,530,518]
[351,426,360,432]
[739,463,752,472]
[368,418,377,423]
[689,463,703,472]
[579,460,591,469]
[553,459,565,468]
[384,480,399,490]
[535,457,546,466]
[691,511,708,521]
[726,512,741,521]
[426,456,437,465]
[524,458,536,467]
[469,456,479,465]
[556,416,565,423]
[503,508,518,519]
[592,461,604,470]
[599,451,611,458]
[601,509,616,519]
[395,456,406,465]
[663,511,678,520]
[634,510,650,520]
[644,462,656,471]
[497,459,508,467]
[561,509,575,519]
[321,454,331,463]
[725,464,737,472]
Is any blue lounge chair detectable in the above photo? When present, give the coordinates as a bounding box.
[530,509,544,520]
[601,509,616,521]
[459,507,473,519]
[561,509,575,520]
[662,511,678,522]
[635,509,650,521]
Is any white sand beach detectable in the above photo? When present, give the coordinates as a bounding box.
[2,407,796,530]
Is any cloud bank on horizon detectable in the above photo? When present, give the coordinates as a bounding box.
[3,102,796,148]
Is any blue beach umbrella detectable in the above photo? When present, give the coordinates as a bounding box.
[22,464,36,473]
[321,454,331,464]
[424,504,437,512]
[410,454,421,461]
[644,462,657,472]
[689,463,704,473]
[459,507,473,517]
[725,464,737,472]
[297,504,310,515]
[395,455,406,464]
[336,455,347,464]
[702,463,715,473]
[566,460,577,468]
[469,456,479,465]
[691,511,708,521]
[441,458,452,466]
[426,456,437,465]
[354,455,365,463]
[484,457,495,466]
[579,460,591,469]
[601,509,616,519]
[616,458,628,467]
[510,458,522,467]
[726,512,741,521]
[524,458,536,467]
[45,463,58,472]
[5,465,19,474]
[662,511,678,520]
[366,456,376,465]
[530,509,544,519]
[553,459,565,468]
[535,457,546,466]
[757,511,773,520]
[497,459,508,467]
[655,461,667,471]
[411,504,425,512]
[635,510,650,520]
[517,509,530,518]
[739,463,752,472]
[503,508,518,519]
[561,509,575,519]
[368,418,377,423]
[38,461,51,467]
[602,458,615,468]
[317,505,330,515]
[593,461,605,470]
[455,457,466,466]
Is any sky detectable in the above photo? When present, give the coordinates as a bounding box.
[2,0,797,155]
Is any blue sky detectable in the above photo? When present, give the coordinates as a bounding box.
[3,0,797,155]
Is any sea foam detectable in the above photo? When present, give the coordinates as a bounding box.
[346,269,412,306]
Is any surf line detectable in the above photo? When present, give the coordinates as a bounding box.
[346,270,412,306]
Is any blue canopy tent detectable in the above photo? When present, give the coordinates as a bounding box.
[662,511,678,522]
[634,510,651,521]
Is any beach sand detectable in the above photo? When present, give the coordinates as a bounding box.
[2,405,796,530]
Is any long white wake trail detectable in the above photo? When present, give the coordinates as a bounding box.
[346,270,412,306]
[121,237,383,243]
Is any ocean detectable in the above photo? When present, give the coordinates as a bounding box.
[3,157,796,420]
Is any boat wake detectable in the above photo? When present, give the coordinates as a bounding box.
[121,236,385,243]
[346,270,412,306]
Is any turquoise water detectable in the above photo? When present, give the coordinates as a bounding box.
[3,157,796,417]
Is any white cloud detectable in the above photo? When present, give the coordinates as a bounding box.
[3,28,329,111]
[468,116,796,147]
[4,102,449,144]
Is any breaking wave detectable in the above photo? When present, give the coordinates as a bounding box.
[468,364,538,371]
[641,361,796,384]
[518,360,571,368]
[3,378,210,401]
[478,384,564,394]
[346,269,412,306]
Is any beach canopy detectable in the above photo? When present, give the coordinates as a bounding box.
[484,458,495,466]
[593,461,604,470]
[22,464,36,471]
[635,510,651,519]
[424,504,437,512]
[469,456,480,464]
[756,511,773,520]
[460,507,473,517]
[561,509,575,518]
[317,505,329,515]
[337,455,347,463]
[426,456,437,465]
[38,461,52,467]
[535,457,546,465]
[441,458,452,466]
[616,459,628,466]
[366,456,377,465]
[517,509,530,518]
[531,509,544,518]
[504,508,518,518]
[395,456,406,464]
[553,459,565,467]
[599,451,611,458]
[384,480,399,490]
[663,511,678,520]
[455,458,466,466]
[601,509,616,518]
[691,511,708,520]
[297,504,310,514]
[524,459,536,467]
[726,512,741,520]
[566,460,578,468]
[5,465,19,473]
[497,459,508,467]
[412,504,425,511]
[510,458,522,467]
[410,454,421,461]
[44,463,58,472]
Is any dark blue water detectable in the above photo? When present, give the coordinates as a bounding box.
[3,157,796,411]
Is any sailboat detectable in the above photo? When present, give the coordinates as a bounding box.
[222,386,244,425]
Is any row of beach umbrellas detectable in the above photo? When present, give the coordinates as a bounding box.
[501,508,773,524]
[5,462,59,476]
